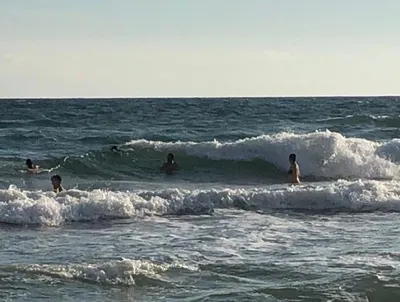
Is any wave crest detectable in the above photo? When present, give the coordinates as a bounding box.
[9,258,197,286]
[125,131,400,179]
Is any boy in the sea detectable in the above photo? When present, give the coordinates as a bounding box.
[160,153,179,175]
[51,174,63,193]
[288,153,301,184]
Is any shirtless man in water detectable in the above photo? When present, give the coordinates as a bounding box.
[160,153,179,175]
[288,153,301,184]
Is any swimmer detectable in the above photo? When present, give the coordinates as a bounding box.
[160,153,179,175]
[288,153,301,184]
[110,145,121,152]
[26,159,39,172]
[51,174,63,193]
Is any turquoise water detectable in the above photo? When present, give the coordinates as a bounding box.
[1,97,400,301]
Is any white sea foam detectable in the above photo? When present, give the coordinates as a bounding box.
[376,139,400,163]
[317,114,395,122]
[126,130,400,179]
[13,258,197,285]
[1,179,400,226]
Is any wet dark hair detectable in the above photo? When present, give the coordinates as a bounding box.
[289,153,296,162]
[26,159,33,168]
[110,145,120,152]
[51,174,62,182]
[167,153,175,163]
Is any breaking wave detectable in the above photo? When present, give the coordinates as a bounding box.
[9,131,400,183]
[1,179,400,226]
[7,258,197,286]
[125,130,400,179]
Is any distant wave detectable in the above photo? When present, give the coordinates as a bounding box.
[0,118,71,129]
[1,179,400,225]
[316,114,400,127]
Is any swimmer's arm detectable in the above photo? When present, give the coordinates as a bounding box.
[295,163,301,177]
[291,163,300,183]
[28,167,40,173]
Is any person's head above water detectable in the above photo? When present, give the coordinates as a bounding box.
[51,174,62,186]
[167,153,175,163]
[26,159,34,169]
[289,153,296,163]
[51,175,63,193]
[110,145,120,152]
[161,153,179,174]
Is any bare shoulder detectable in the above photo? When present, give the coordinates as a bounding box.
[295,163,301,175]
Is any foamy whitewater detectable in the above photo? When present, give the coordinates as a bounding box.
[1,97,400,301]
[125,130,400,179]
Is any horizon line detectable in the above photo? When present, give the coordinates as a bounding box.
[0,94,399,100]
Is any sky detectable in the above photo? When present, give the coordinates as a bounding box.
[1,0,400,97]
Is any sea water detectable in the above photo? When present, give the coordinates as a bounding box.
[1,97,400,301]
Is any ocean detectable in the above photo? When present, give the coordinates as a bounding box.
[1,97,400,301]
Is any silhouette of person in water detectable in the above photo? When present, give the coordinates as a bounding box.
[110,145,121,153]
[26,159,39,172]
[160,153,179,175]
[288,153,301,184]
[51,174,63,193]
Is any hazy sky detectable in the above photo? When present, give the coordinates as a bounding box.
[1,0,399,97]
